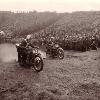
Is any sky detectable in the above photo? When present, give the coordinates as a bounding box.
[0,0,100,13]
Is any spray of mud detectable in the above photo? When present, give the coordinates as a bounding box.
[0,43,18,63]
[0,43,46,63]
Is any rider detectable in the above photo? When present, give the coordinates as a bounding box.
[47,36,56,56]
[48,36,55,47]
[18,34,38,62]
[90,37,97,50]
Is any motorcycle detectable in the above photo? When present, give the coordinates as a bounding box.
[16,43,43,72]
[46,44,64,59]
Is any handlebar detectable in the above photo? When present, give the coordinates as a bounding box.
[16,43,39,53]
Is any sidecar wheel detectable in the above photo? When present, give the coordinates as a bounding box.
[33,56,43,72]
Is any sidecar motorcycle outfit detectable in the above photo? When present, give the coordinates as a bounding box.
[16,34,44,72]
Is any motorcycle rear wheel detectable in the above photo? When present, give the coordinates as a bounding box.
[57,48,64,59]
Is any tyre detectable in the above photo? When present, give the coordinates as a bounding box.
[33,56,43,72]
[57,48,64,59]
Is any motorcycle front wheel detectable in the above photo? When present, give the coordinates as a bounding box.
[32,56,43,72]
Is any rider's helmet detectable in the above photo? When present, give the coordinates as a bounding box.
[50,36,55,42]
[26,34,31,42]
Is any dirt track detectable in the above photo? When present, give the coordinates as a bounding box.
[0,50,100,100]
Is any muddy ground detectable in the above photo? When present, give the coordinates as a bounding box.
[0,48,100,100]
